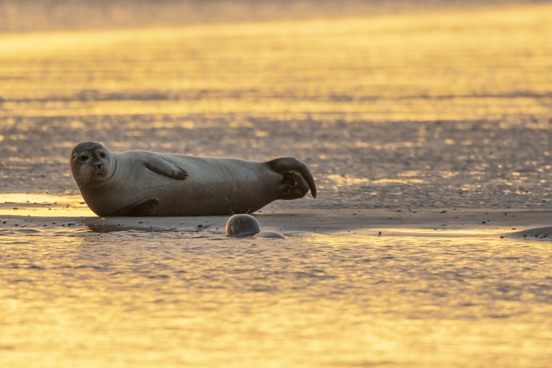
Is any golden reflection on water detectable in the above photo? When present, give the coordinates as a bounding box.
[1,5,551,122]
[1,227,550,367]
[0,193,92,216]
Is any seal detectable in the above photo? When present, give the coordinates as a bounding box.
[253,231,287,239]
[70,142,316,217]
[225,214,286,239]
[225,214,261,237]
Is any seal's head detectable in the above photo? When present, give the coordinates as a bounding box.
[225,214,261,237]
[70,142,112,187]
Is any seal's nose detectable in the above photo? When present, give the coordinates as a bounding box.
[95,162,103,170]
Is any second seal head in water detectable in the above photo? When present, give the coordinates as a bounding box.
[225,214,261,237]
[225,214,286,239]
[70,142,316,216]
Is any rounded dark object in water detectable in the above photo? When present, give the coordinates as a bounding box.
[225,214,261,237]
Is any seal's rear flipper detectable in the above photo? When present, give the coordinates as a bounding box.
[112,198,160,216]
[268,157,317,199]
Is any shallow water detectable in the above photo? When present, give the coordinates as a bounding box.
[1,221,551,368]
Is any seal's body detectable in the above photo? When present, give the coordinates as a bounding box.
[70,142,316,217]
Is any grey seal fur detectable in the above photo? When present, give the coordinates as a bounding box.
[70,142,316,217]
[225,214,286,239]
[225,214,261,237]
[253,231,287,239]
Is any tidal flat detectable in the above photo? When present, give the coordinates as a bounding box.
[1,1,551,367]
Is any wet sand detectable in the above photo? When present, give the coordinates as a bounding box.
[1,3,551,209]
[1,196,551,237]
[1,1,552,367]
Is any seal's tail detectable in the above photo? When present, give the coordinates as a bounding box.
[267,157,317,200]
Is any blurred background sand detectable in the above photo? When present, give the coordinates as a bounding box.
[1,0,549,32]
[0,0,551,210]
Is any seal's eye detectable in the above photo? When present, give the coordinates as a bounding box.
[80,155,89,162]
[99,152,106,159]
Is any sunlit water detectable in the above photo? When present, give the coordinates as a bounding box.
[1,2,552,367]
[1,219,551,368]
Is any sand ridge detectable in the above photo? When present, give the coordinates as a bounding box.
[2,205,551,240]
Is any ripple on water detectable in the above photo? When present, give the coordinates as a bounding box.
[0,222,551,367]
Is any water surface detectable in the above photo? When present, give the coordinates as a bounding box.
[1,219,551,368]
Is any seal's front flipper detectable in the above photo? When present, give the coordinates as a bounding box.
[145,156,188,180]
[112,198,160,216]
[268,157,317,199]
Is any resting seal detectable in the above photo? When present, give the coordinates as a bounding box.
[70,142,316,216]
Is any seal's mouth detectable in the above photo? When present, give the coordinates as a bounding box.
[73,156,109,180]
[91,163,108,177]
[72,165,108,187]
